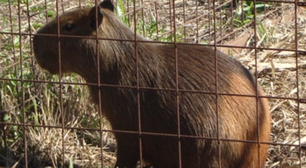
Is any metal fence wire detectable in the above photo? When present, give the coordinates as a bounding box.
[0,0,306,167]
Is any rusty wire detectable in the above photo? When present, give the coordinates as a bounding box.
[0,0,306,168]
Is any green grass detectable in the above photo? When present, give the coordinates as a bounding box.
[0,0,17,5]
[233,1,274,27]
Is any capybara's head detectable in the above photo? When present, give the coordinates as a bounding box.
[33,0,114,76]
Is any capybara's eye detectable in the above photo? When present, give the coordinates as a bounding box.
[65,23,75,31]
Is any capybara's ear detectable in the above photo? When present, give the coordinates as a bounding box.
[99,0,115,12]
[89,6,103,29]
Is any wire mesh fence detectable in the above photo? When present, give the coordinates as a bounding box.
[0,0,305,167]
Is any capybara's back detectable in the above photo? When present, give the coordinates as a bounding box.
[33,0,271,167]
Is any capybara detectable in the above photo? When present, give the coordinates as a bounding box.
[33,0,270,167]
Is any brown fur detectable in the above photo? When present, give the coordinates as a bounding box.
[33,1,271,168]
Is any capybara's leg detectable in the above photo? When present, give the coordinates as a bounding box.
[115,134,139,168]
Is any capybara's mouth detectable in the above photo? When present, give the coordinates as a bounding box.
[34,54,59,74]
[33,34,60,74]
[41,62,59,74]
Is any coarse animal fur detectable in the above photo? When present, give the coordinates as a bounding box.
[33,0,271,167]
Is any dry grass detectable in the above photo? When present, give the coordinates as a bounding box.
[0,0,306,167]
